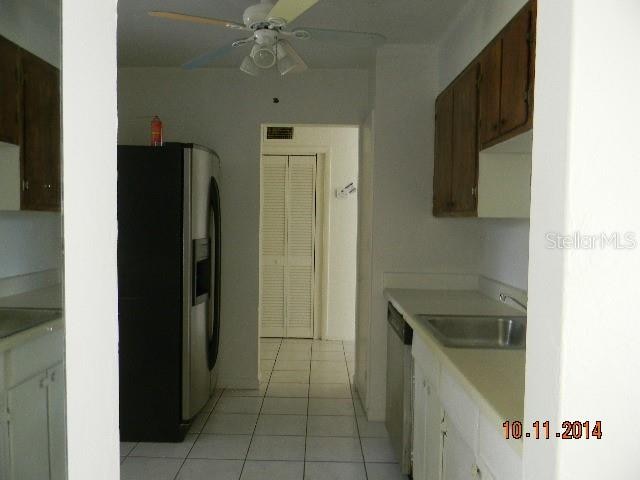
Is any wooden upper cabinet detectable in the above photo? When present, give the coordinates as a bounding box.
[433,88,454,215]
[478,1,535,148]
[0,35,21,145]
[479,41,502,146]
[499,4,533,135]
[433,0,536,217]
[21,51,61,211]
[432,65,479,217]
[450,65,479,215]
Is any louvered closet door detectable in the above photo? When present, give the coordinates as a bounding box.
[260,156,287,337]
[285,156,316,338]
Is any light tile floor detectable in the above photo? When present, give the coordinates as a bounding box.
[120,338,409,480]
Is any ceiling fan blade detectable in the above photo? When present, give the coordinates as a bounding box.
[183,43,240,70]
[267,0,319,24]
[292,27,385,48]
[149,11,248,30]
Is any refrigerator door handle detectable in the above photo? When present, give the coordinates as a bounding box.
[208,176,222,370]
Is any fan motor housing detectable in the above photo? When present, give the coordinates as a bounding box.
[243,3,274,29]
[254,29,277,46]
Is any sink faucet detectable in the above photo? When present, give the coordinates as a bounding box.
[499,293,527,312]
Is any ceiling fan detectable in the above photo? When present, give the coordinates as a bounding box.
[149,0,386,76]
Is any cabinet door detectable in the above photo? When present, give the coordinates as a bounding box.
[7,373,50,480]
[442,414,476,480]
[0,35,21,145]
[413,364,444,480]
[48,363,66,480]
[21,51,61,211]
[433,87,454,215]
[260,155,287,338]
[425,383,444,480]
[450,65,479,215]
[499,5,532,135]
[413,366,428,480]
[478,41,502,147]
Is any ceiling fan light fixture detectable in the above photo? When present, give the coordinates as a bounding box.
[278,55,298,75]
[276,41,297,75]
[240,55,260,76]
[251,44,276,69]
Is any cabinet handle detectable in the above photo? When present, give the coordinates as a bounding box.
[471,186,477,197]
[22,179,29,191]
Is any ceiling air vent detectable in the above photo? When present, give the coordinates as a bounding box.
[266,126,294,140]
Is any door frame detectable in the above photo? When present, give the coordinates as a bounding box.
[259,147,328,340]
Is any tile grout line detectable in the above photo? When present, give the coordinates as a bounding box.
[128,340,369,479]
[128,339,372,480]
[302,339,315,476]
[170,386,225,480]
[345,340,369,480]
[236,338,282,478]
[134,339,361,480]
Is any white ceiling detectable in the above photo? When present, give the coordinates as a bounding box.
[117,0,470,69]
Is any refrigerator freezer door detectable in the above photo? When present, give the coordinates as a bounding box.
[182,146,217,420]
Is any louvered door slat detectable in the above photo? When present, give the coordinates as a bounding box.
[260,156,287,337]
[285,156,316,338]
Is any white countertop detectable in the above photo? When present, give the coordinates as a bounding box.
[384,287,526,428]
[0,284,63,351]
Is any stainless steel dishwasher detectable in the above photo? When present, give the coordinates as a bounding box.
[385,302,413,475]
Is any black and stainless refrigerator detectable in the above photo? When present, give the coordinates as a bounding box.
[117,143,222,442]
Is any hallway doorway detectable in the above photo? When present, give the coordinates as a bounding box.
[259,125,359,342]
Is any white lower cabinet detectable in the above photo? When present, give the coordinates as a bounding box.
[7,372,50,479]
[7,363,65,480]
[442,414,476,480]
[1,328,65,480]
[413,363,444,480]
[47,363,67,480]
[412,336,521,480]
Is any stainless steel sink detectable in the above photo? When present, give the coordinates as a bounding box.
[415,314,526,349]
[0,308,62,339]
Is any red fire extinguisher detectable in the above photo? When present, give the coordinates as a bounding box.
[150,115,163,146]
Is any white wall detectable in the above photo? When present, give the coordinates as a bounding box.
[355,110,374,408]
[437,0,530,290]
[63,0,120,478]
[363,45,482,420]
[525,0,640,477]
[0,0,62,283]
[118,68,369,387]
[0,0,61,67]
[324,127,359,341]
[0,212,61,279]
